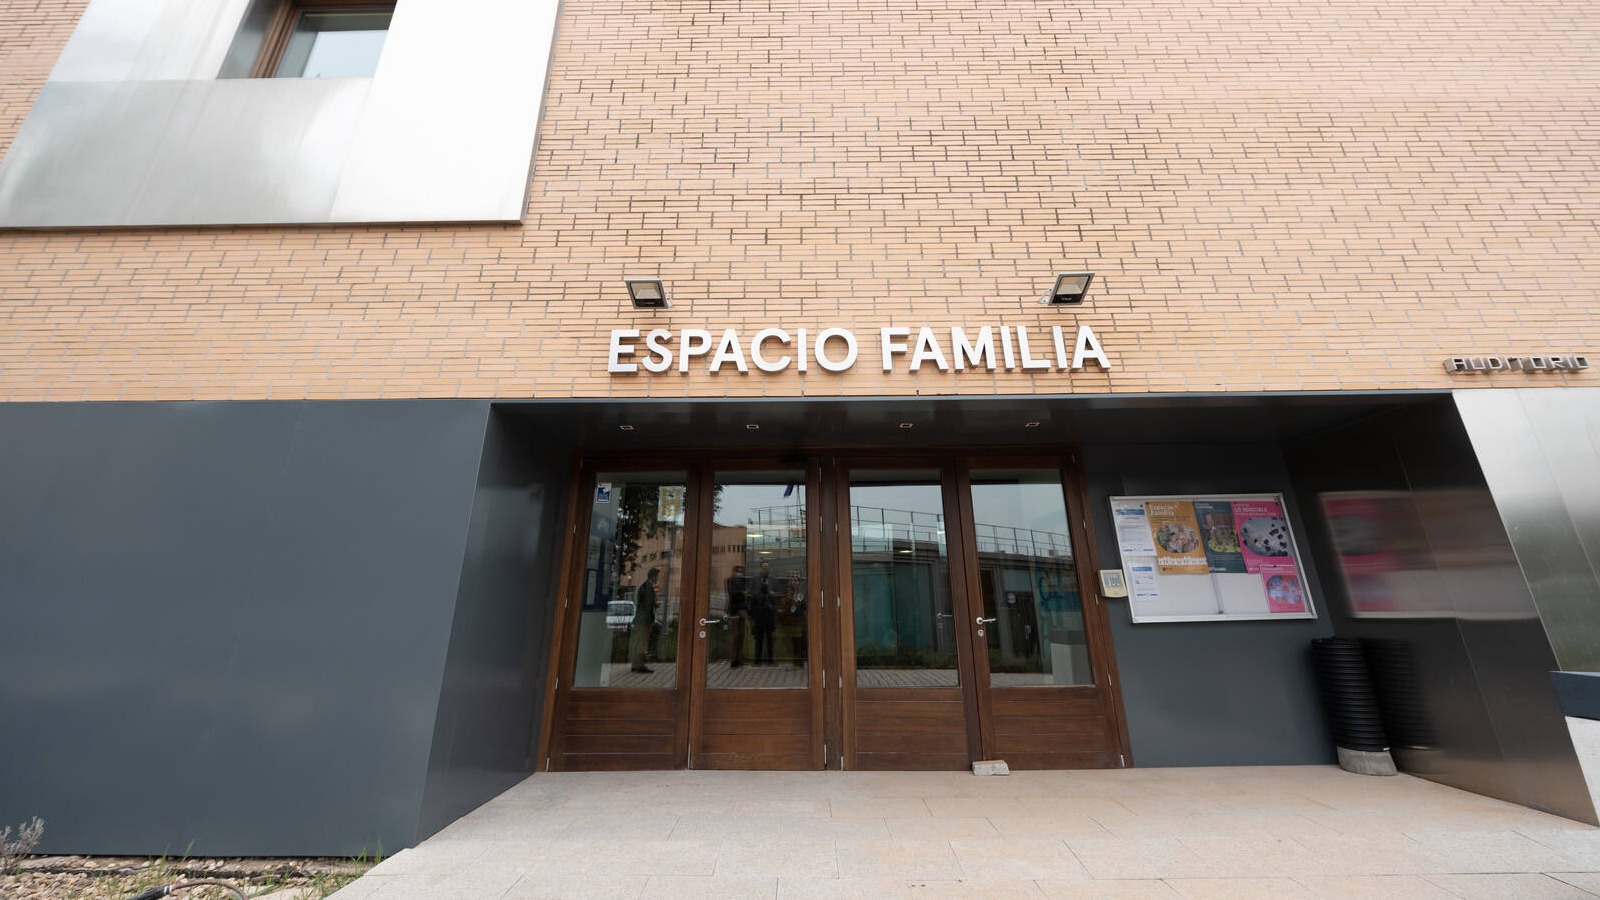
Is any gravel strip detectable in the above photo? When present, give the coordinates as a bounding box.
[1,856,371,899]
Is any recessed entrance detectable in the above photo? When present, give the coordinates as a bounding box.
[543,450,1128,771]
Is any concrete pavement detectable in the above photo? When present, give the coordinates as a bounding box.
[331,766,1600,898]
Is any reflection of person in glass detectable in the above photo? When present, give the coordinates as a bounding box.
[752,561,777,665]
[725,564,748,668]
[630,567,660,674]
[784,572,806,667]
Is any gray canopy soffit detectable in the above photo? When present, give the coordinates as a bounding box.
[494,391,1447,451]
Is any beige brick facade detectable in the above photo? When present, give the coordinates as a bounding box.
[0,0,1595,402]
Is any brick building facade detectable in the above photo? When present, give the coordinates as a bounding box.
[1,0,1598,857]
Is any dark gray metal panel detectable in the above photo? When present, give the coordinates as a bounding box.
[1287,398,1595,823]
[0,400,492,855]
[1084,444,1336,767]
[1551,672,1600,721]
[417,411,571,840]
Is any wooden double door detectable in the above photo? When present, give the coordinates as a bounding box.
[542,452,1129,771]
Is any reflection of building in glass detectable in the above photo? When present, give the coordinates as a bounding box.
[746,503,808,553]
[575,479,695,685]
[850,504,956,671]
[709,495,811,671]
[633,522,780,619]
[716,503,808,611]
[848,505,1088,685]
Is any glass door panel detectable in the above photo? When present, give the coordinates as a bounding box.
[571,471,688,689]
[969,468,1091,686]
[552,453,1123,773]
[848,471,959,688]
[705,473,809,688]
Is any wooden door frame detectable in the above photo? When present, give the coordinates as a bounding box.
[949,457,995,760]
[833,455,987,769]
[1064,448,1134,766]
[682,455,826,770]
[535,453,589,771]
[818,454,843,769]
[538,444,1132,771]
[953,452,1131,766]
[540,456,706,770]
[826,458,851,768]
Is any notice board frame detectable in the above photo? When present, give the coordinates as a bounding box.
[1109,492,1318,624]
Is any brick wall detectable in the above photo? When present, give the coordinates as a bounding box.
[0,0,1595,401]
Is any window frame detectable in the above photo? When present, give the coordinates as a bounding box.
[250,0,398,79]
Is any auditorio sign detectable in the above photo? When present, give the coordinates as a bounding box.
[607,324,1110,375]
[1445,354,1590,374]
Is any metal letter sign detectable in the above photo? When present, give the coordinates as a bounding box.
[606,324,1112,375]
[1446,354,1591,374]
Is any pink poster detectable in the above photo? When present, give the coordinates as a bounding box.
[1231,499,1293,573]
[1259,561,1306,613]
[1322,494,1403,613]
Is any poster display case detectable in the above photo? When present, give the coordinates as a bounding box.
[1109,493,1317,623]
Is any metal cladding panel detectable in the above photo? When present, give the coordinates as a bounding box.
[328,0,555,223]
[417,411,571,840]
[0,79,369,227]
[48,0,250,81]
[1288,397,1596,824]
[0,400,494,856]
[1456,388,1600,672]
[0,0,557,226]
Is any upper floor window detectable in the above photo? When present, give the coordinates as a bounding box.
[255,2,396,78]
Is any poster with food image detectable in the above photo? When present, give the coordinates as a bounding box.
[1111,493,1317,624]
[1191,500,1246,573]
[1144,500,1210,575]
[1260,561,1306,613]
[1232,499,1294,573]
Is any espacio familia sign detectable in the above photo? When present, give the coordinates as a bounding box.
[606,324,1111,375]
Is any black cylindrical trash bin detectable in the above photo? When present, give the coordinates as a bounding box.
[1310,636,1397,774]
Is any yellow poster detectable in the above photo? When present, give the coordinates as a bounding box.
[1145,500,1210,574]
[657,485,685,522]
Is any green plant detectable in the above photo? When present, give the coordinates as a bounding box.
[303,867,362,897]
[301,846,384,898]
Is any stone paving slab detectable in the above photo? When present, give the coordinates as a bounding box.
[330,766,1600,899]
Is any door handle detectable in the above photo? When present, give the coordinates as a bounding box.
[976,617,997,624]
[699,617,724,626]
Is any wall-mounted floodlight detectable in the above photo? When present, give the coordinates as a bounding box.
[625,278,671,309]
[1043,271,1095,305]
